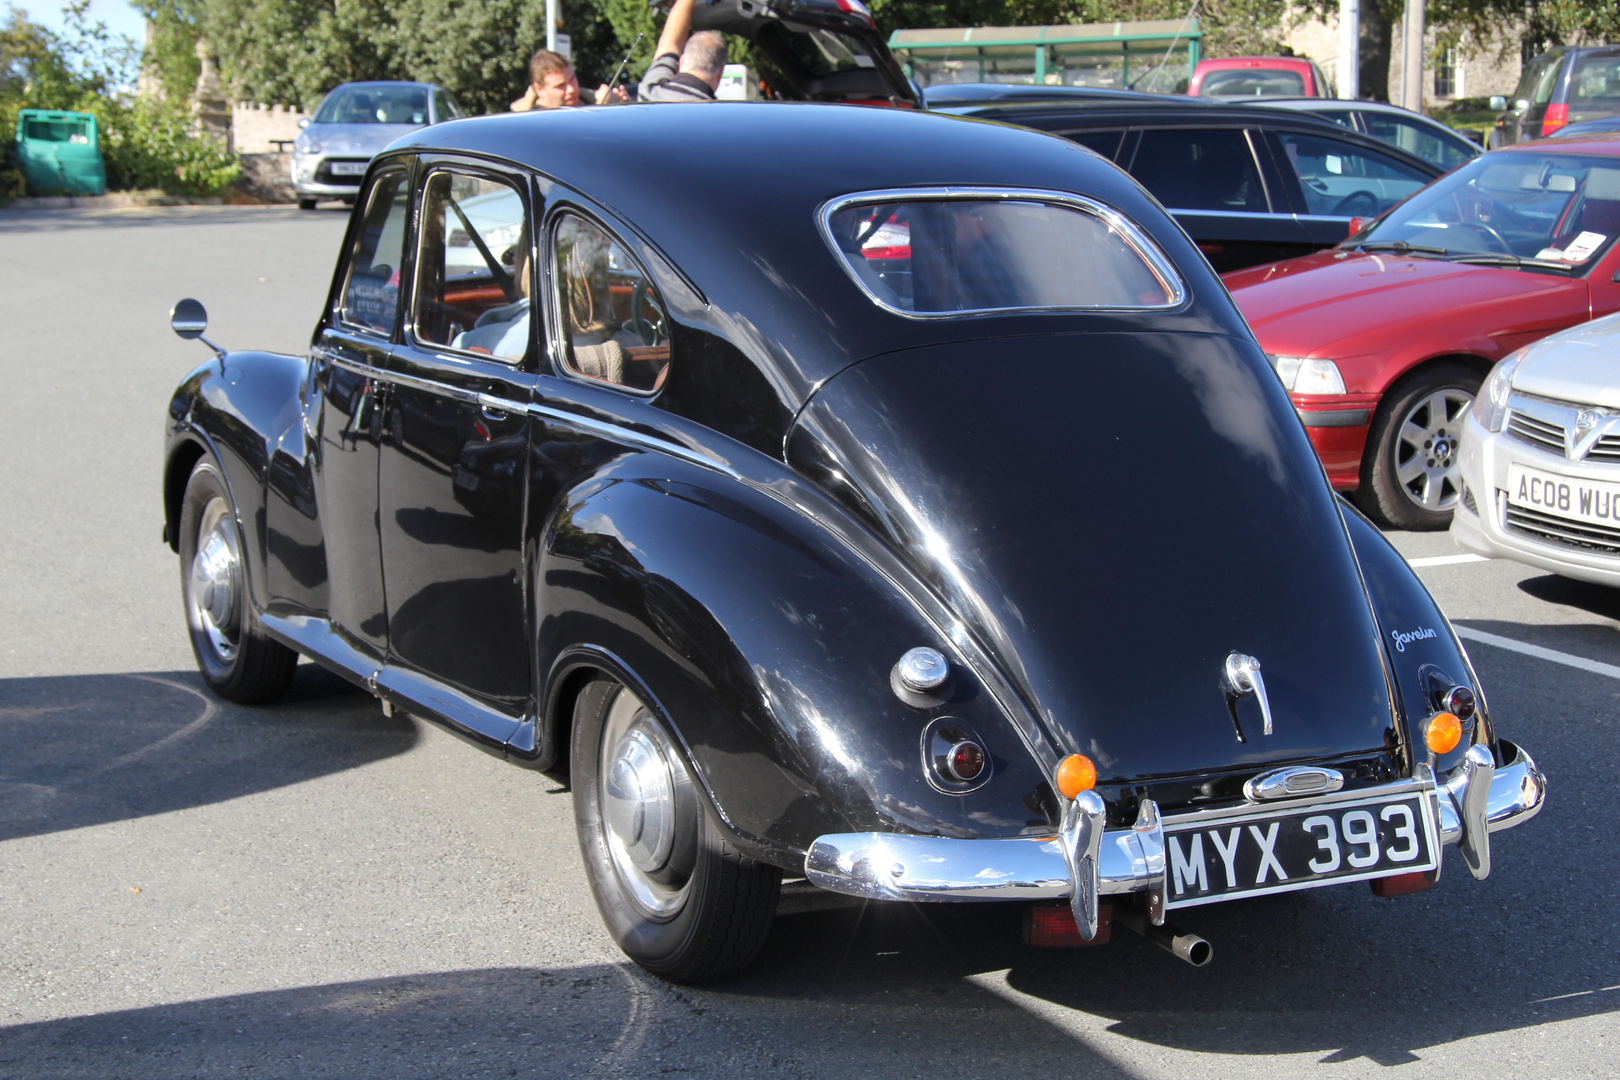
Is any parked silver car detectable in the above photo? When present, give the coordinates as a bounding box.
[1453,311,1620,587]
[1249,97,1479,173]
[292,81,466,209]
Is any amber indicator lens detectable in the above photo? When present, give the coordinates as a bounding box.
[1443,685,1476,721]
[1425,712,1462,755]
[946,741,985,781]
[1055,753,1097,799]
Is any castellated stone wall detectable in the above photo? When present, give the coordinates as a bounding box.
[231,103,310,154]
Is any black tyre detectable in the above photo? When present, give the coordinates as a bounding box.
[297,198,317,210]
[1359,362,1482,531]
[571,677,780,983]
[178,459,299,703]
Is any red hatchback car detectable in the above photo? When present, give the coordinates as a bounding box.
[1225,134,1620,529]
[1189,56,1331,100]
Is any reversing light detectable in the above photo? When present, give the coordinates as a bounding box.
[1425,712,1462,755]
[1056,753,1097,799]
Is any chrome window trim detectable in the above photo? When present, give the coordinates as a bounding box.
[407,164,532,367]
[816,186,1189,320]
[545,206,667,399]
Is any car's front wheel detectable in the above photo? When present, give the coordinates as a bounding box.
[1360,362,1481,530]
[571,676,780,983]
[178,459,299,703]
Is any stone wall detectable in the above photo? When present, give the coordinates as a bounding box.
[231,103,310,154]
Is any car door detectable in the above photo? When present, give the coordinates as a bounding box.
[310,164,411,661]
[377,162,536,740]
[1120,125,1312,272]
[1265,127,1434,250]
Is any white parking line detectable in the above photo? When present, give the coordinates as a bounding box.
[1408,554,1490,567]
[1455,626,1620,681]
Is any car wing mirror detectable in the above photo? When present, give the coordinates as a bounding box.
[170,297,226,365]
[1489,96,1507,112]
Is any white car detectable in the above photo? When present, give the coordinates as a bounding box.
[1453,311,1620,586]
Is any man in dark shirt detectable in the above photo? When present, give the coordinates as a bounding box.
[638,0,726,102]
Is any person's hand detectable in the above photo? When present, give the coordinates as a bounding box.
[597,83,632,104]
[511,84,539,112]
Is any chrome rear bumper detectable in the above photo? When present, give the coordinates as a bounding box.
[805,741,1544,908]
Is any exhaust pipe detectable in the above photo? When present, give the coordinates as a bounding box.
[1113,907,1213,967]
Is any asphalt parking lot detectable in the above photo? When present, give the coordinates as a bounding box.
[0,205,1616,1079]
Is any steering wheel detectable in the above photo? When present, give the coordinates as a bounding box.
[1458,221,1513,253]
[1332,191,1380,217]
[629,281,666,346]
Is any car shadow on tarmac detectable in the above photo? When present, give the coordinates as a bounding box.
[0,663,414,843]
[1516,572,1620,623]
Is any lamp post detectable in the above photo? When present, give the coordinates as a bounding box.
[547,0,558,52]
[1337,0,1359,100]
[1401,0,1424,112]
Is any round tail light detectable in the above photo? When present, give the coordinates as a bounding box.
[945,740,985,782]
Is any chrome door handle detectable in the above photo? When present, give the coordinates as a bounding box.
[1224,652,1273,736]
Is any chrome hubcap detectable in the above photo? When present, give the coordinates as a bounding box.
[1394,389,1474,513]
[598,687,697,920]
[188,497,242,661]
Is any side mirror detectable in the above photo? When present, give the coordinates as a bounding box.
[170,298,226,361]
[1489,96,1507,112]
[171,297,208,339]
[298,117,311,129]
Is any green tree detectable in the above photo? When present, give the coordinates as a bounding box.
[133,0,202,101]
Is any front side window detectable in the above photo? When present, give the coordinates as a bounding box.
[552,213,670,392]
[335,170,410,335]
[1358,151,1620,267]
[822,192,1183,315]
[1131,128,1268,213]
[412,171,531,361]
[1274,131,1430,218]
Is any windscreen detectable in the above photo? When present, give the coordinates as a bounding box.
[1360,151,1620,266]
[824,196,1180,314]
[315,85,430,125]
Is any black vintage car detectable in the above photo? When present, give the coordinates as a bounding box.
[162,102,1543,982]
[936,100,1442,272]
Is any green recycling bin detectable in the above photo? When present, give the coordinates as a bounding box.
[16,109,107,196]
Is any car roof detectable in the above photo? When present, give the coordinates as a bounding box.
[921,83,1174,107]
[326,80,438,92]
[386,102,1245,396]
[1194,56,1314,69]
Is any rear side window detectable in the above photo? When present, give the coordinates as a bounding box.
[821,191,1185,316]
[1532,55,1565,106]
[1359,113,1474,171]
[1130,128,1268,212]
[552,213,670,392]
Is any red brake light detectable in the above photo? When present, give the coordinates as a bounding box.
[1542,103,1569,137]
[1024,903,1112,946]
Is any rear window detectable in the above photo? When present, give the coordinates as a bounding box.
[1570,53,1620,117]
[821,191,1184,315]
[1200,68,1305,98]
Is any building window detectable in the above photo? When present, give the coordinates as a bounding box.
[1435,46,1457,98]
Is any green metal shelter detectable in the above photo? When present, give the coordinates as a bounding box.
[889,20,1202,95]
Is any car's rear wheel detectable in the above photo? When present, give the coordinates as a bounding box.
[178,459,299,703]
[571,676,780,983]
[1359,362,1481,530]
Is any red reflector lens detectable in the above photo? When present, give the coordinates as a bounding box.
[1370,871,1435,897]
[1541,103,1569,137]
[1347,215,1367,237]
[1024,903,1112,947]
[947,740,985,781]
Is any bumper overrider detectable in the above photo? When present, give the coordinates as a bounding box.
[805,741,1544,937]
